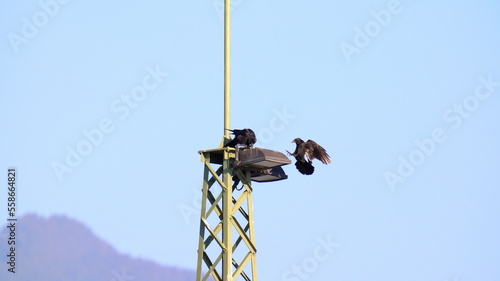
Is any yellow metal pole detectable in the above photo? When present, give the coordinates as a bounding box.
[196,153,210,281]
[224,0,231,140]
[223,3,233,280]
[197,1,260,279]
[222,149,233,281]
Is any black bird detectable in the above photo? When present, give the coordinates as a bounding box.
[287,138,331,175]
[224,128,257,148]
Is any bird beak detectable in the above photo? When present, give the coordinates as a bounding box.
[291,140,294,143]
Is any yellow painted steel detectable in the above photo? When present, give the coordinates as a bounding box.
[223,0,231,141]
[196,148,259,281]
[222,148,233,280]
[196,1,259,280]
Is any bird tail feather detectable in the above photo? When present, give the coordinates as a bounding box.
[295,161,314,175]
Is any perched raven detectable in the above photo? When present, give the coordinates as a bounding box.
[224,128,257,148]
[287,138,331,175]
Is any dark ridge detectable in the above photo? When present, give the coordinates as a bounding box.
[0,213,194,281]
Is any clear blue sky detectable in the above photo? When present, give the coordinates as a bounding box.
[1,1,500,280]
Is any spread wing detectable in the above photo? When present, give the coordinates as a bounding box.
[304,140,331,164]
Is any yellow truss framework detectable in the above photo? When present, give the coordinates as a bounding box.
[196,148,259,281]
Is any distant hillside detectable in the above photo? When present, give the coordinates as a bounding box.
[0,213,194,281]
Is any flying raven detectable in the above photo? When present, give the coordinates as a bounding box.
[224,128,257,148]
[287,138,331,175]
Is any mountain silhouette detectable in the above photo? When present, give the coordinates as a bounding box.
[0,213,194,281]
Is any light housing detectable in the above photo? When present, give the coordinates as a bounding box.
[234,147,291,182]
